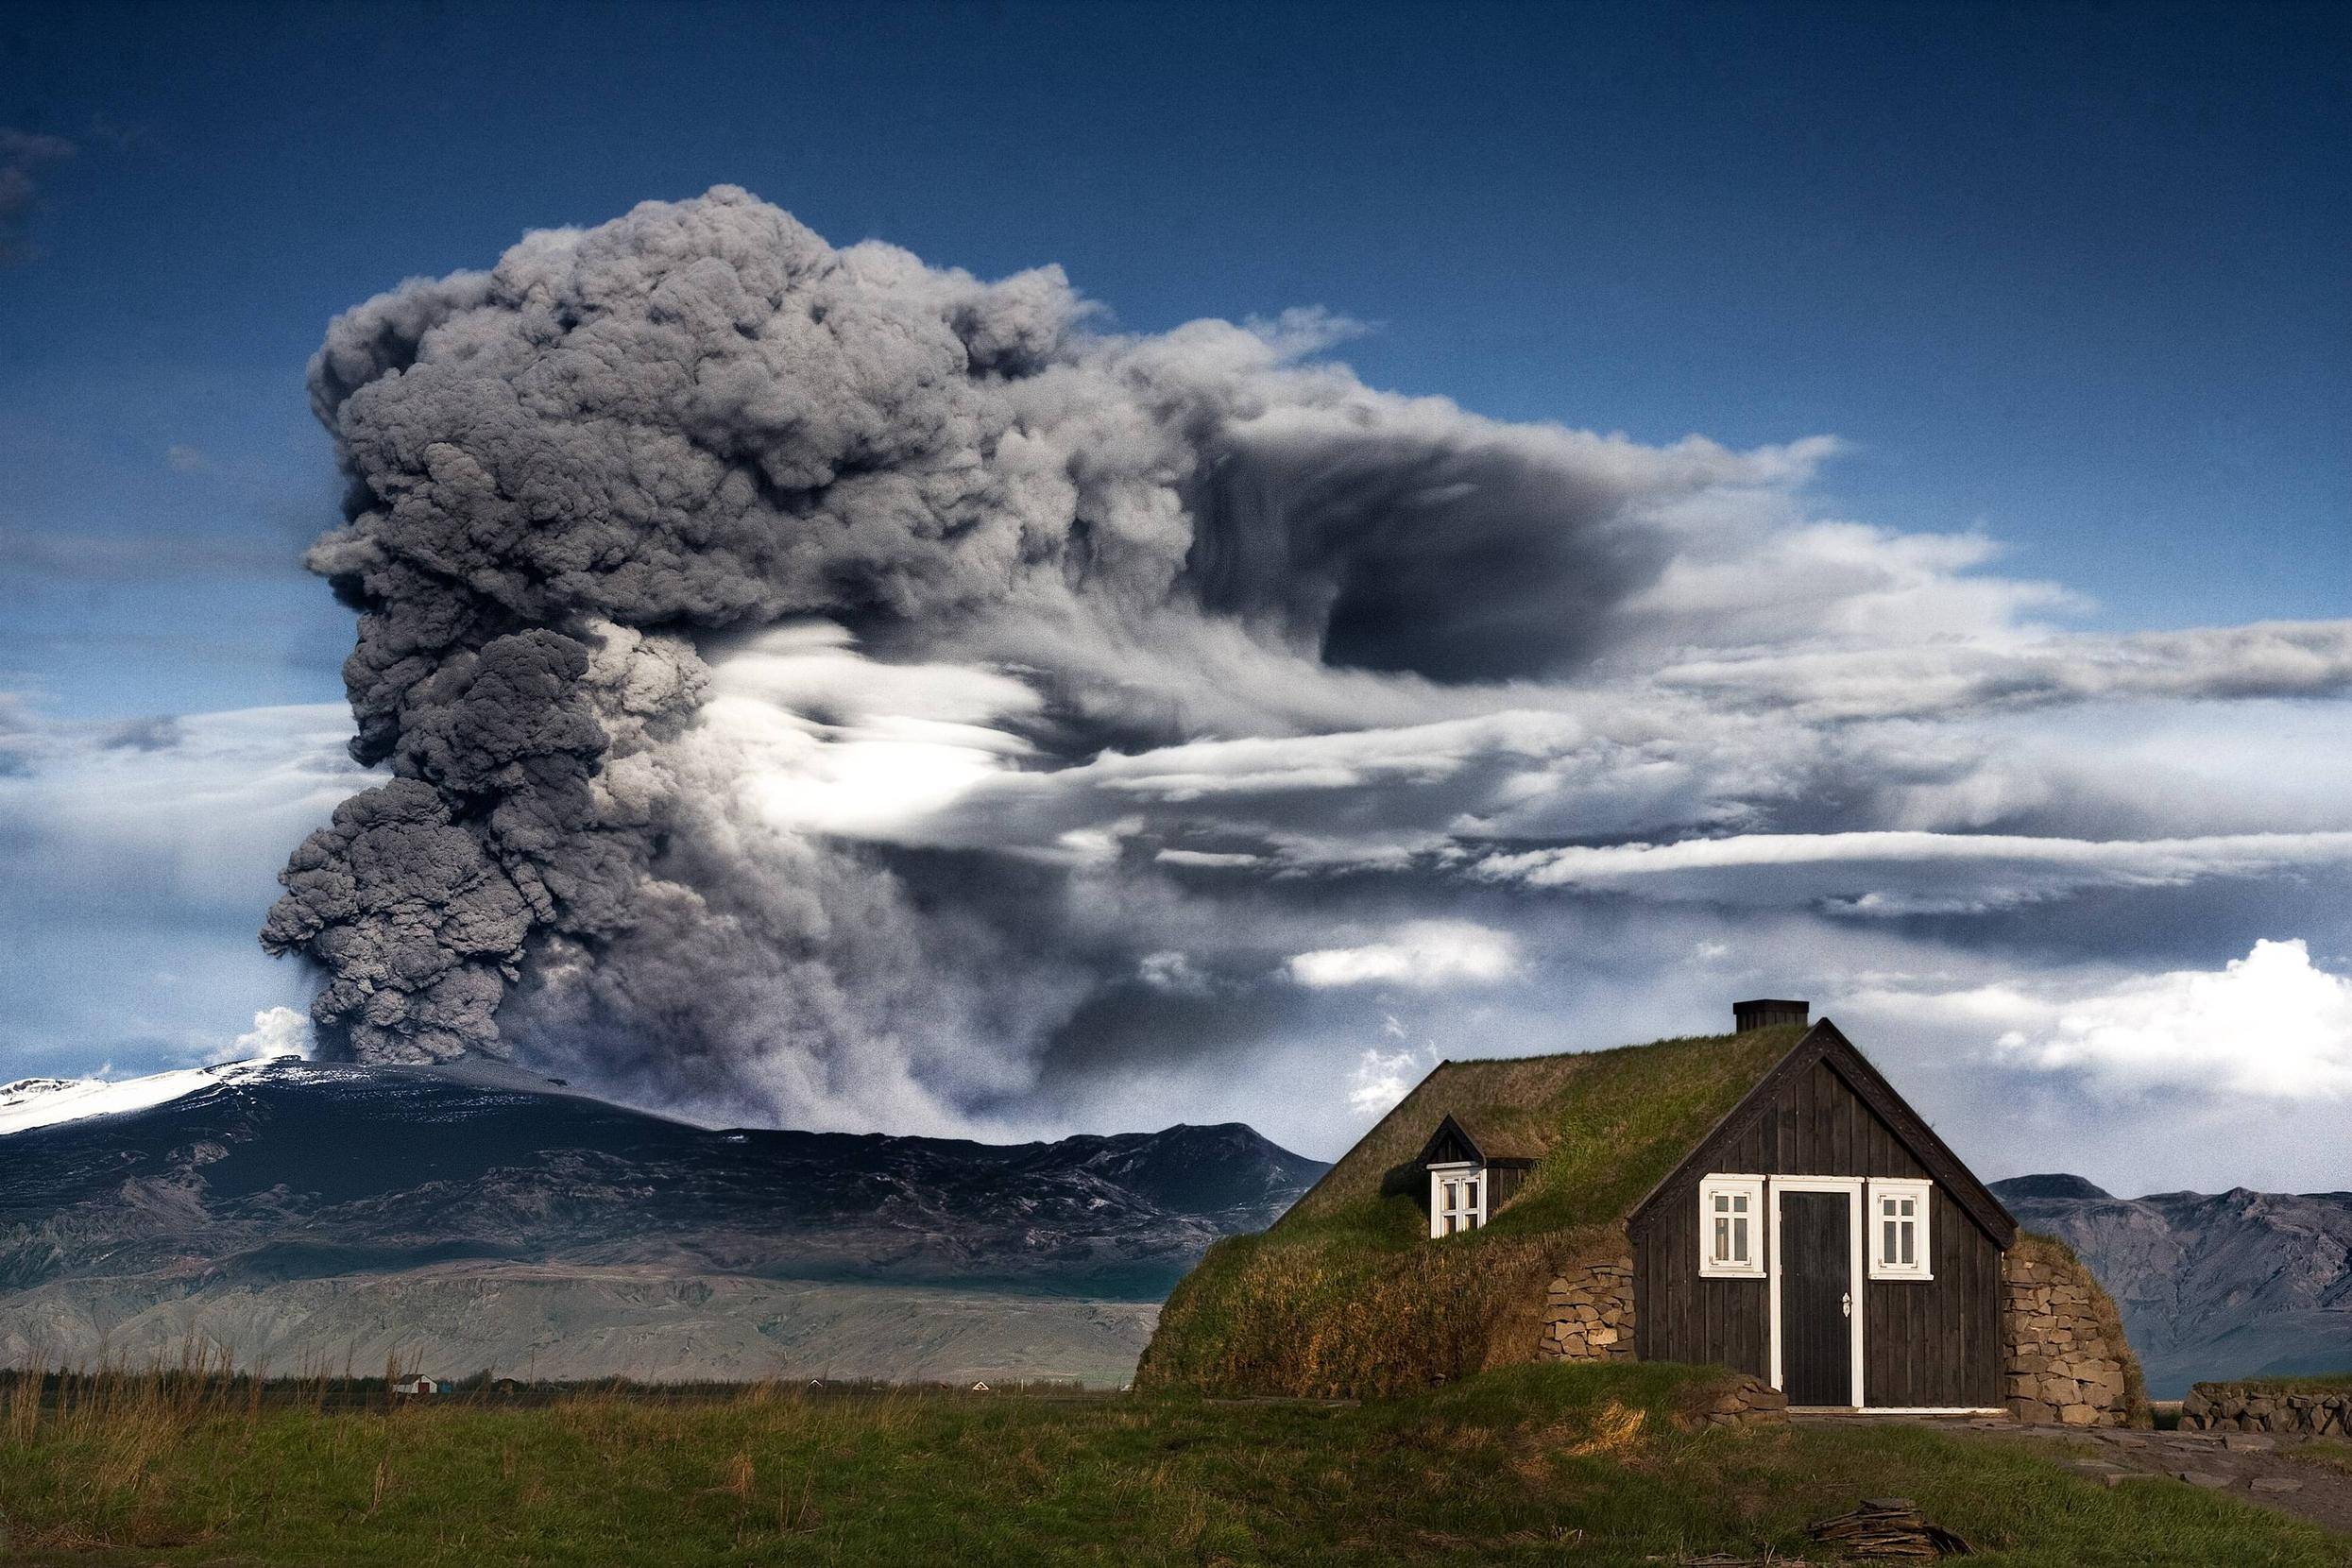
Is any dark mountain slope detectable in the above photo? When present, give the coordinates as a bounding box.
[1992,1173,2352,1397]
[0,1060,1325,1383]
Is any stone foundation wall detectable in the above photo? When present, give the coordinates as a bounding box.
[2183,1384,2352,1435]
[1536,1253,1635,1363]
[2003,1246,2139,1426]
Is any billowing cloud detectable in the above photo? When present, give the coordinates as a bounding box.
[1858,940,2352,1100]
[246,186,2352,1160]
[211,1005,314,1065]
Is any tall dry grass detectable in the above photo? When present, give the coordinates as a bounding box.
[1140,1226,1626,1397]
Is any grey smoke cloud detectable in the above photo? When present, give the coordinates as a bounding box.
[265,185,2352,1136]
[270,187,1781,1115]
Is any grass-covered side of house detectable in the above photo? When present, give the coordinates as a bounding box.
[1138,1028,1800,1396]
[4,1363,2341,1567]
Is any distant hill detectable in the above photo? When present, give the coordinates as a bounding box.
[0,1059,1325,1385]
[1991,1173,2352,1397]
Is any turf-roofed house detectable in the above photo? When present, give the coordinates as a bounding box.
[1142,1001,2144,1425]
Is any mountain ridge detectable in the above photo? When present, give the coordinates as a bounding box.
[1990,1172,2352,1397]
[0,1059,1327,1383]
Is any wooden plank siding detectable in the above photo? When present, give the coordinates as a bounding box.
[1629,1055,2003,1407]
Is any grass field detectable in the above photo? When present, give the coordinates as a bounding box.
[2,1361,2343,1566]
[2294,1440,2352,1477]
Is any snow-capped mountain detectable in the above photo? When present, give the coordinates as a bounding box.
[2,1063,257,1135]
[0,1058,1325,1384]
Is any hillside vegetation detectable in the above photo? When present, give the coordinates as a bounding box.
[2,1362,2340,1566]
[1140,1028,1799,1395]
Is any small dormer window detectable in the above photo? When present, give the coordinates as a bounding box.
[1869,1179,1933,1279]
[1697,1175,1765,1277]
[1428,1162,1484,1236]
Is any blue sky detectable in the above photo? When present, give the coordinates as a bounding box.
[3,2,2349,1189]
[5,0,2347,719]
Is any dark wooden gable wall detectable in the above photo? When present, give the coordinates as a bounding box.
[1628,1028,2007,1408]
[1420,1120,1480,1167]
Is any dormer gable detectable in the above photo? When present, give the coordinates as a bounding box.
[1417,1114,1539,1236]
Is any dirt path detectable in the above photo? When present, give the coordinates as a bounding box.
[2053,1426,2352,1537]
[1794,1414,2352,1539]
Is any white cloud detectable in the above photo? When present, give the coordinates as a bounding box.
[1287,921,1522,989]
[0,702,368,916]
[1985,940,2352,1099]
[1656,620,2352,724]
[1849,939,2352,1101]
[1347,1042,1434,1116]
[697,622,1044,845]
[1479,829,2352,913]
[1136,950,1210,994]
[1154,848,1264,869]
[211,1005,313,1065]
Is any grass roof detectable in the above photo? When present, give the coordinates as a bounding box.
[1279,1024,1809,1249]
[1139,1025,1809,1396]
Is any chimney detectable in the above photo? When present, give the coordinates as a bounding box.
[1733,997,1810,1032]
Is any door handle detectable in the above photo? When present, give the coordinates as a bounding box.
[1841,1292,1853,1318]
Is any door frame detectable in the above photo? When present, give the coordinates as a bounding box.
[1767,1175,1866,1409]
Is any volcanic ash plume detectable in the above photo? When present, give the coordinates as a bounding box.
[264,185,1784,1130]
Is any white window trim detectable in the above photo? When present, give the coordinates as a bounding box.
[1427,1161,1485,1239]
[1696,1174,1766,1278]
[1765,1175,1867,1410]
[1868,1178,1934,1281]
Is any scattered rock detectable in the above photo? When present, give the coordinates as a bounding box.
[2222,1433,2275,1452]
[2174,1471,2231,1490]
[2249,1477,2303,1494]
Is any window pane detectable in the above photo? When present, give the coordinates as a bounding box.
[1713,1216,1729,1260]
[1731,1194,1747,1214]
[1883,1219,1898,1260]
[1713,1194,1729,1214]
[1465,1182,1479,1209]
[1900,1222,1915,1266]
[1732,1216,1748,1262]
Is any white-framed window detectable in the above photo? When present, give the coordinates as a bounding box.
[1697,1175,1766,1277]
[1868,1179,1933,1279]
[1428,1162,1486,1237]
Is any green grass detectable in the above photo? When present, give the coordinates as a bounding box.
[2290,1440,2352,1476]
[3,1363,2341,1566]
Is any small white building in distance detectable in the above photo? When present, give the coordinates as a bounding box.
[391,1375,441,1395]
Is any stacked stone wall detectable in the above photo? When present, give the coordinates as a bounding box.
[2182,1384,2352,1435]
[1536,1253,1635,1363]
[2003,1246,2139,1426]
